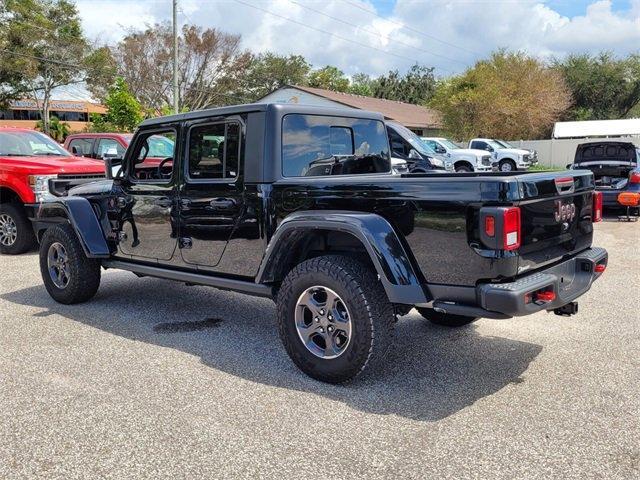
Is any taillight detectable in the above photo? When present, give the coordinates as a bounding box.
[630,172,640,184]
[479,206,521,251]
[592,191,603,223]
[503,207,521,251]
[594,263,606,273]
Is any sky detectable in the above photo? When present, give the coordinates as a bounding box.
[72,0,640,80]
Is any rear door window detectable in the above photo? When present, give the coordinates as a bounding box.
[282,114,390,177]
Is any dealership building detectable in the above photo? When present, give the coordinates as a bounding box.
[0,99,106,132]
[258,85,442,137]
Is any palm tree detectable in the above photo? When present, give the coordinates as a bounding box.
[36,116,70,142]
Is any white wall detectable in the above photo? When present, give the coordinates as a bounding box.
[507,137,640,168]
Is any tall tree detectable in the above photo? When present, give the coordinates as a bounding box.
[430,51,571,140]
[111,23,251,112]
[89,77,143,133]
[554,52,640,120]
[240,52,311,101]
[308,65,350,92]
[0,0,97,133]
[372,64,436,105]
[348,73,374,96]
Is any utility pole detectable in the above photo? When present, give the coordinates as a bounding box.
[172,0,179,114]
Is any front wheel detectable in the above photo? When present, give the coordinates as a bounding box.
[416,307,477,327]
[0,203,36,255]
[455,164,473,173]
[277,255,395,383]
[499,159,517,172]
[39,223,101,304]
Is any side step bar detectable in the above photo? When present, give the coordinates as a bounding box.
[102,260,274,299]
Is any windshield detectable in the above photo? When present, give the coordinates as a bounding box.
[439,139,461,150]
[487,140,505,150]
[0,131,69,156]
[390,123,435,156]
[495,139,514,148]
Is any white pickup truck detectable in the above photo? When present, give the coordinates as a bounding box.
[421,137,494,172]
[468,138,537,172]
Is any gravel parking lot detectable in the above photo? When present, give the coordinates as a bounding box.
[0,219,638,479]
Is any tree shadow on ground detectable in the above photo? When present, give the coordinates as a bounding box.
[2,272,542,422]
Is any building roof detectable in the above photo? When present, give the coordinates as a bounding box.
[552,118,640,139]
[280,85,442,129]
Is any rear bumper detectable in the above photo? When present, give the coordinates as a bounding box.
[600,186,640,207]
[478,247,607,316]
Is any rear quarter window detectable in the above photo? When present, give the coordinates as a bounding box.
[282,114,390,177]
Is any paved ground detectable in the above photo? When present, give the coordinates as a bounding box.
[0,219,638,479]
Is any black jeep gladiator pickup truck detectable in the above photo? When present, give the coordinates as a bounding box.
[32,103,607,383]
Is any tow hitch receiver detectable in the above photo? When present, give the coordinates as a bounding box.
[554,302,579,317]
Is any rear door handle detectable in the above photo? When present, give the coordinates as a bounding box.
[155,197,173,208]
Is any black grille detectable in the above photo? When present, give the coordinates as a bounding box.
[49,173,105,196]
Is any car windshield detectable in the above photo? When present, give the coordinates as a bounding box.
[391,123,435,155]
[439,139,461,150]
[487,140,505,150]
[0,131,69,156]
[495,139,514,148]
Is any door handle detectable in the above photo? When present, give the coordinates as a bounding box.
[155,197,173,208]
[208,198,236,209]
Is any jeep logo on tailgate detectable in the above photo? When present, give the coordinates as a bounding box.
[554,200,576,222]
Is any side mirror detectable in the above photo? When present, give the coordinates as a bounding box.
[435,146,446,154]
[486,146,493,152]
[566,163,572,170]
[408,149,421,159]
[71,145,79,155]
[103,154,124,180]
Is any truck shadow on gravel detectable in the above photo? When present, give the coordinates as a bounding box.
[2,272,542,422]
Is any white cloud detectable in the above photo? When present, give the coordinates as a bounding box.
[74,0,640,77]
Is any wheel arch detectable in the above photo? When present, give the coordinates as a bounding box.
[257,211,429,305]
[34,197,110,258]
[0,186,23,204]
[454,160,474,171]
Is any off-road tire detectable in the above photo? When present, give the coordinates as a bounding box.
[0,203,36,255]
[416,307,477,327]
[277,255,395,384]
[39,223,101,304]
[499,159,517,172]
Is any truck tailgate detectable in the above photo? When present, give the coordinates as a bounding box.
[516,170,595,274]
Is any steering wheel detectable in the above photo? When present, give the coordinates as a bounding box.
[156,157,173,179]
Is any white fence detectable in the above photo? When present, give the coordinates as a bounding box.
[507,137,640,168]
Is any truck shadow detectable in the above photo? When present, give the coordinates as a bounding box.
[1,273,542,422]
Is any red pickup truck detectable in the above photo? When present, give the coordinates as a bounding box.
[0,128,105,254]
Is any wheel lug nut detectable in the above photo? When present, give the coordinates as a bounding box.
[328,326,334,332]
[314,317,319,322]
[319,327,324,333]
[319,309,325,315]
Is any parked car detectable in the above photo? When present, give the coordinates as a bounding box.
[570,141,640,210]
[65,132,176,179]
[421,137,493,172]
[386,121,449,172]
[32,104,607,383]
[0,128,105,254]
[494,139,538,165]
[468,138,535,172]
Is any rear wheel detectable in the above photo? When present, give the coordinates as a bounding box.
[416,307,477,327]
[0,203,36,255]
[277,255,395,383]
[39,223,101,304]
[499,159,517,172]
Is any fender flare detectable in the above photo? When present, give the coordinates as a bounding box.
[32,197,110,258]
[257,210,429,304]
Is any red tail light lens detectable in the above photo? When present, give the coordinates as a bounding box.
[534,290,556,302]
[503,207,521,251]
[595,263,606,273]
[484,216,495,237]
[592,191,603,223]
[630,172,640,184]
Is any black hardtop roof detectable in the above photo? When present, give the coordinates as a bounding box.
[139,103,386,127]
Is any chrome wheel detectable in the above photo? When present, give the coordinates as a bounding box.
[294,286,352,359]
[0,214,17,246]
[47,242,70,289]
[500,161,514,172]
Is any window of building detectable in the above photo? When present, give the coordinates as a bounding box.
[282,114,390,177]
[187,122,240,180]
